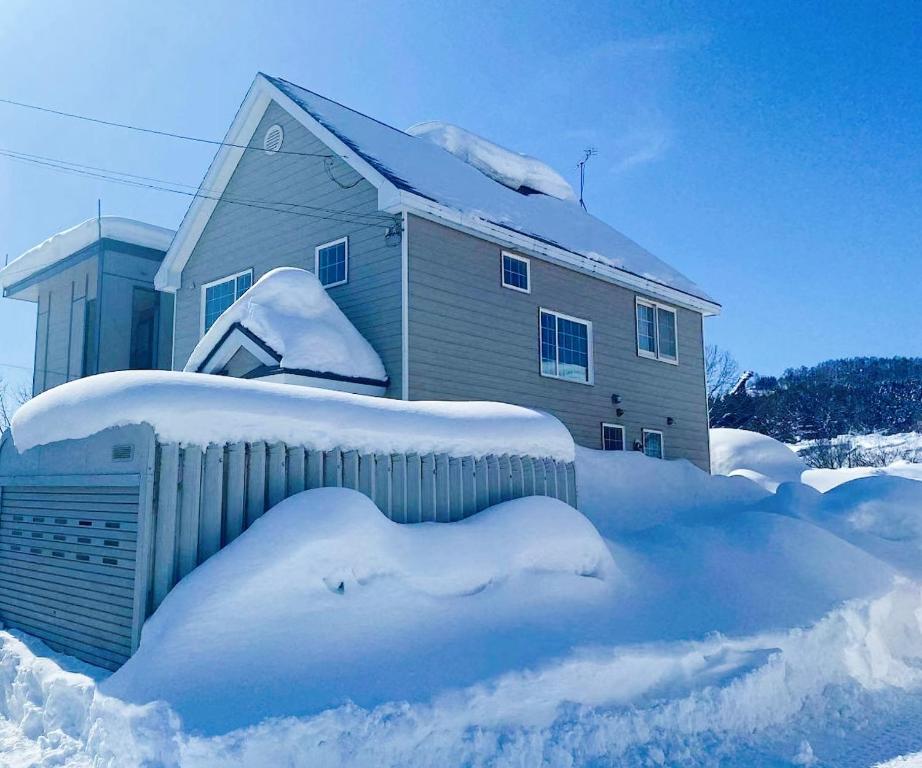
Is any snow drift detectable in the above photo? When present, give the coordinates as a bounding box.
[408,121,577,202]
[184,267,386,381]
[104,488,615,730]
[9,370,575,460]
[710,427,806,490]
[0,216,175,291]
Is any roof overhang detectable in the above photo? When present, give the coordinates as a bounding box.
[156,74,720,317]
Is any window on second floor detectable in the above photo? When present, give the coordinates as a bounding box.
[316,237,349,287]
[501,252,530,293]
[540,309,592,384]
[202,269,253,334]
[636,298,678,363]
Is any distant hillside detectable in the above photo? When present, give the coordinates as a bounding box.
[709,356,922,442]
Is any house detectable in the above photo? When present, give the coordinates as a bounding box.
[0,217,175,395]
[157,73,719,470]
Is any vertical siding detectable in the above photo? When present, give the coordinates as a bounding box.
[171,101,403,397]
[31,254,98,396]
[406,215,711,471]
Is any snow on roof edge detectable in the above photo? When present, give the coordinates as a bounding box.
[10,371,576,462]
[1,217,175,292]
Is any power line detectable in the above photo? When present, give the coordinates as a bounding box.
[0,148,396,229]
[0,96,338,159]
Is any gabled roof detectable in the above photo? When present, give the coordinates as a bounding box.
[157,73,719,314]
[1,217,174,298]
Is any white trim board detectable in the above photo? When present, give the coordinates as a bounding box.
[155,73,720,317]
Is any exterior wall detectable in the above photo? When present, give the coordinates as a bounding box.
[30,251,99,395]
[171,101,403,397]
[406,215,711,470]
[98,244,173,374]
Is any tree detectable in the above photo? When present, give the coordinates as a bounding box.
[705,345,740,411]
[0,377,31,434]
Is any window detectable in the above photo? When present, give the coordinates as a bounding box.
[315,237,348,287]
[636,299,678,363]
[502,252,530,293]
[202,270,253,334]
[539,309,592,383]
[601,423,625,451]
[130,288,158,370]
[642,429,664,459]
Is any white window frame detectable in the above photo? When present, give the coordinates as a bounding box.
[501,251,531,293]
[538,308,594,385]
[315,236,349,288]
[199,268,254,337]
[642,428,665,459]
[601,423,626,451]
[636,297,679,365]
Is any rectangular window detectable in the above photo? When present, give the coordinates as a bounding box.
[501,252,530,293]
[539,309,592,383]
[316,237,348,287]
[642,429,664,459]
[202,269,253,334]
[636,299,678,363]
[601,423,625,451]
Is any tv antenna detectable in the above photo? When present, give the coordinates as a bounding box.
[577,148,598,210]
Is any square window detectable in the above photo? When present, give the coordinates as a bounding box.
[316,238,348,287]
[539,310,591,383]
[601,424,625,451]
[643,429,664,459]
[202,270,253,333]
[502,252,530,292]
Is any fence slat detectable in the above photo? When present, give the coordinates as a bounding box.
[544,458,557,499]
[374,455,391,518]
[406,455,422,523]
[499,455,513,502]
[448,457,463,522]
[287,447,305,496]
[420,455,436,522]
[225,443,246,544]
[391,454,407,523]
[177,446,202,579]
[435,454,451,523]
[342,451,359,491]
[152,443,179,608]
[267,443,286,509]
[323,450,342,487]
[245,442,266,528]
[461,457,476,518]
[199,444,224,562]
[306,450,323,490]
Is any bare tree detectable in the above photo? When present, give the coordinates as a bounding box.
[0,377,31,434]
[705,345,740,404]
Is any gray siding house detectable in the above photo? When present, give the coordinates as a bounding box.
[0,218,175,395]
[157,74,719,470]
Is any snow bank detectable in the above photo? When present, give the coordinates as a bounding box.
[408,121,576,202]
[104,488,615,730]
[710,427,806,490]
[10,370,574,460]
[801,462,922,492]
[0,216,174,291]
[184,267,386,380]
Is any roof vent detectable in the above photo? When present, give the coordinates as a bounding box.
[264,124,284,155]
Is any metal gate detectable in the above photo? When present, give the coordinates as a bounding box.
[0,483,140,670]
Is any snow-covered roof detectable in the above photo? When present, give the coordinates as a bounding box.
[157,74,718,313]
[184,267,388,386]
[0,216,175,294]
[265,75,714,307]
[10,370,575,461]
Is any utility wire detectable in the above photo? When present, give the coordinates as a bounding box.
[0,96,338,159]
[0,148,396,228]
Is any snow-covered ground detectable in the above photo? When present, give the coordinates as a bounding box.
[4,434,922,765]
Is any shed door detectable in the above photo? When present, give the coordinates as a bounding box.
[0,485,139,670]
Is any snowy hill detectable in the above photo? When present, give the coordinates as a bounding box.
[4,442,922,766]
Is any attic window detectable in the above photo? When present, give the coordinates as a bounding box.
[264,124,284,155]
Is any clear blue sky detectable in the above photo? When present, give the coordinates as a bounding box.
[1,0,919,392]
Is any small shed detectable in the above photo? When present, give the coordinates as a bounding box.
[0,371,577,670]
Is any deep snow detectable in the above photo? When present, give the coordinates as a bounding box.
[184,267,387,381]
[5,445,922,766]
[10,370,574,460]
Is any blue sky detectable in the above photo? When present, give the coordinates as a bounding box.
[1,0,919,391]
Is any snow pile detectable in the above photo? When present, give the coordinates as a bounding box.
[710,427,806,490]
[184,267,387,381]
[10,370,575,460]
[104,488,615,730]
[264,76,714,305]
[407,121,577,202]
[802,461,922,492]
[0,217,174,291]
